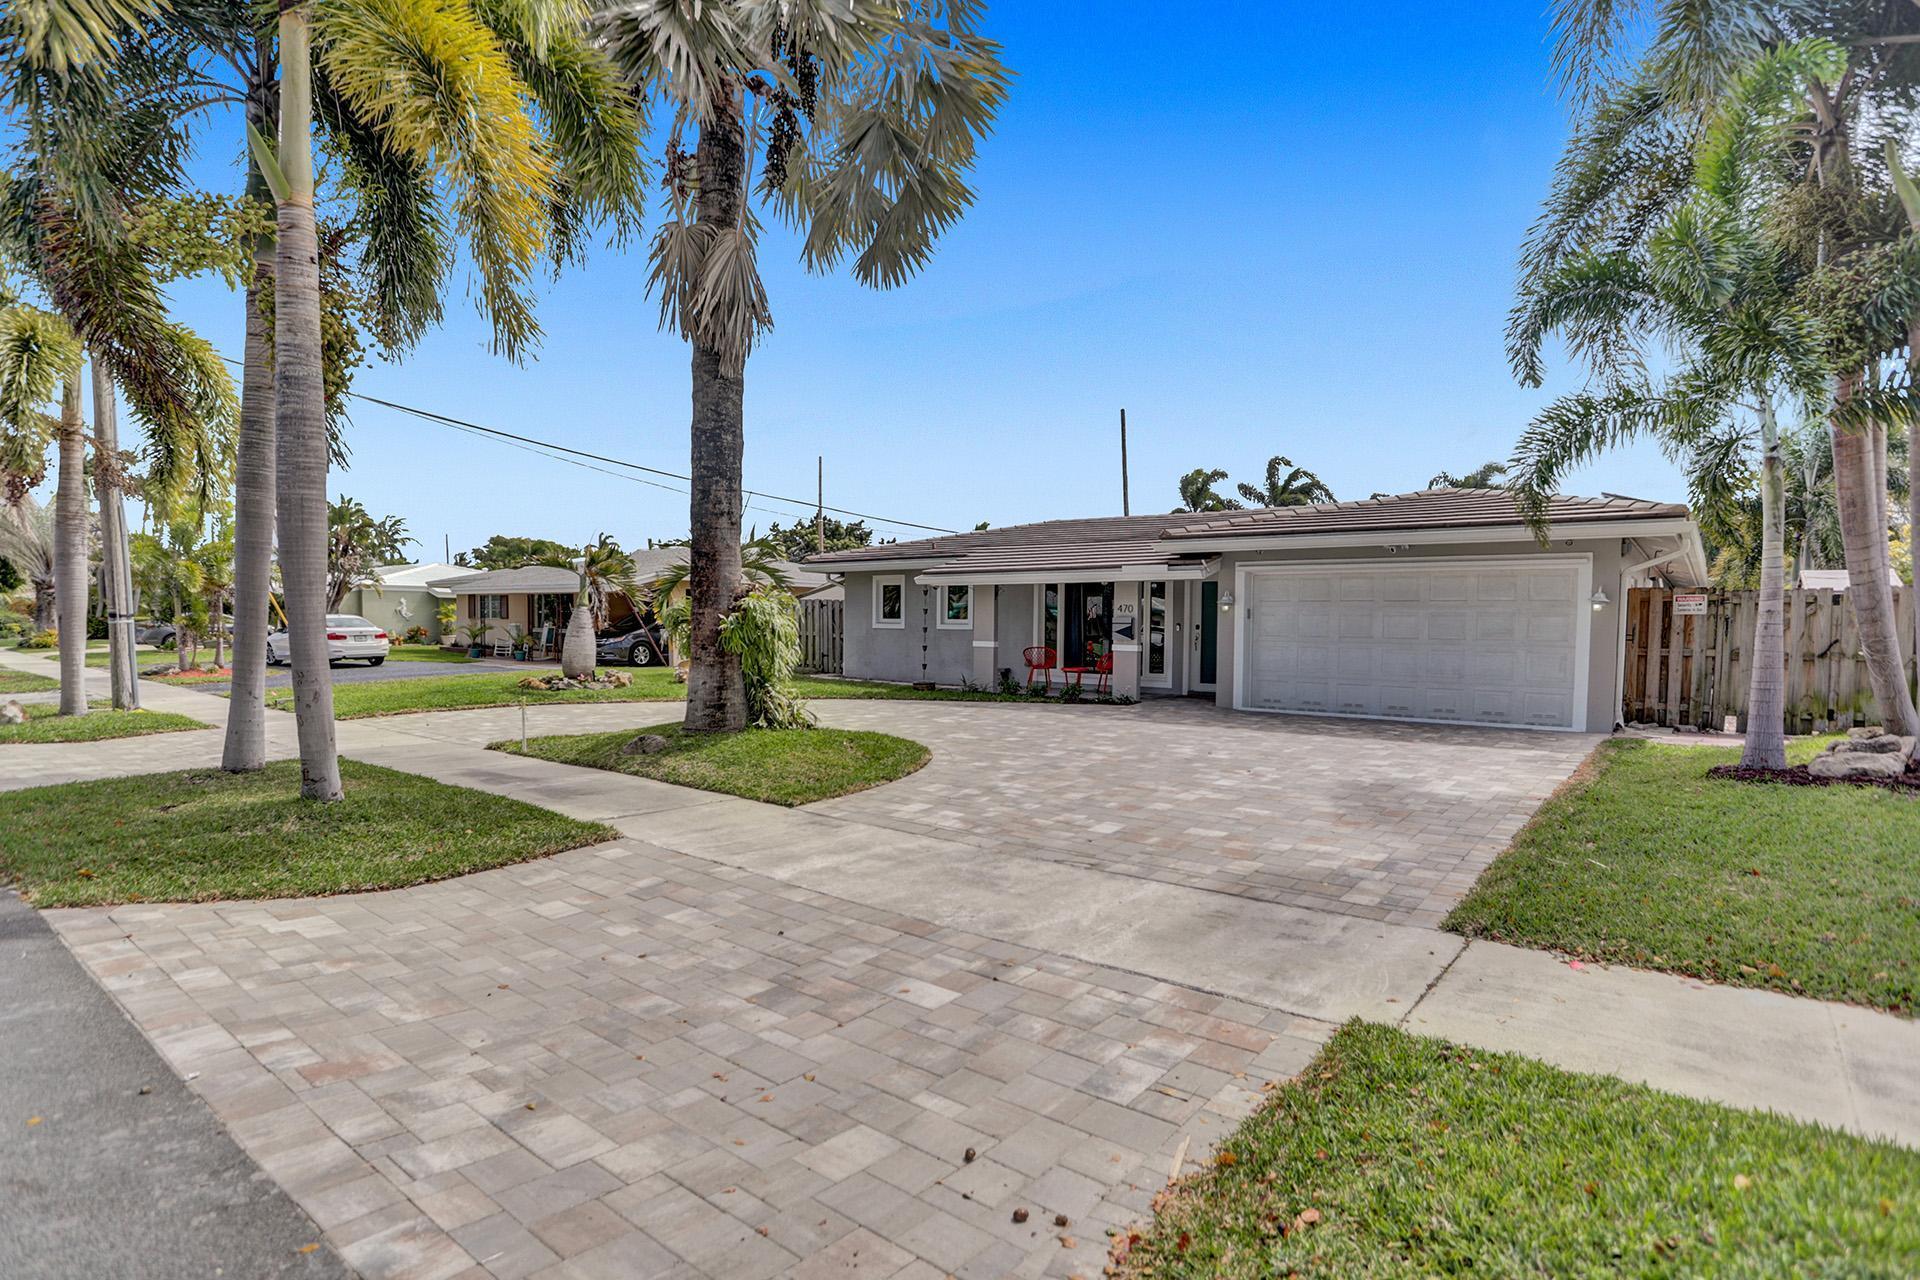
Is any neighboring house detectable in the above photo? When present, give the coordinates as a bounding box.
[336,562,462,642]
[804,488,1709,732]
[435,549,830,655]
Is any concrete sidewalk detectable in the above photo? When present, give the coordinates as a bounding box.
[0,889,351,1280]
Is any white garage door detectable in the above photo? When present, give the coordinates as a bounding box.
[1241,561,1587,730]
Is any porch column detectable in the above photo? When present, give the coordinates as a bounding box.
[1110,582,1142,699]
[971,584,997,688]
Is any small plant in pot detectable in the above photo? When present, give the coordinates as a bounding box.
[505,622,527,660]
[464,617,491,657]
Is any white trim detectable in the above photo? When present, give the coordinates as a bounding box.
[935,583,974,630]
[1113,643,1142,653]
[872,575,906,629]
[1161,518,1696,555]
[970,639,996,648]
[1141,579,1173,689]
[916,561,1213,586]
[1231,554,1594,733]
[814,557,951,573]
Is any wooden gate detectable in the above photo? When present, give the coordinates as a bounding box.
[1624,586,1916,732]
[798,598,843,674]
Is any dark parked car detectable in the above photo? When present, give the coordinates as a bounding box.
[595,621,668,667]
[135,621,176,647]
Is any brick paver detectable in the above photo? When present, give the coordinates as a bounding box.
[51,841,1329,1280]
[808,697,1597,928]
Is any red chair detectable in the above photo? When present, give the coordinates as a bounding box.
[1023,646,1056,692]
[1093,651,1113,696]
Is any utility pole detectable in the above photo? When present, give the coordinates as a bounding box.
[816,455,825,554]
[443,533,450,562]
[1119,408,1131,516]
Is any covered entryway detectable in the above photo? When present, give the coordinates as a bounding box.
[1236,557,1592,730]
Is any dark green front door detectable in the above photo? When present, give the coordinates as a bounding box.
[1198,581,1218,687]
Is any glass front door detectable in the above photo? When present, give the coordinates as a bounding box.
[1194,580,1219,690]
[1144,580,1170,687]
[1062,583,1113,668]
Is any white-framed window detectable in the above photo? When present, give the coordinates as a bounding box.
[937,584,972,629]
[873,576,906,628]
[475,593,509,620]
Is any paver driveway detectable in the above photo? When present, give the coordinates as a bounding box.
[810,697,1598,929]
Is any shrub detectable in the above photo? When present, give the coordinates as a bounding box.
[18,628,57,649]
[403,625,430,645]
[660,587,813,730]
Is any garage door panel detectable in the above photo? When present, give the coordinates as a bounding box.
[1242,561,1584,730]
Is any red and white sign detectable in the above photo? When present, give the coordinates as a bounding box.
[1673,593,1708,616]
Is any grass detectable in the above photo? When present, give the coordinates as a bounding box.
[83,647,164,667]
[265,667,1123,719]
[388,644,476,663]
[1446,737,1919,1015]
[0,669,58,694]
[0,702,205,743]
[0,759,615,906]
[495,723,930,806]
[1115,1021,1920,1279]
[146,666,233,685]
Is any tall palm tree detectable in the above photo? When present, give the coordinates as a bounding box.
[89,355,137,707]
[1510,40,1844,767]
[1540,0,1920,737]
[1236,455,1335,508]
[1428,462,1509,489]
[1172,467,1241,513]
[593,2,1010,732]
[0,495,55,630]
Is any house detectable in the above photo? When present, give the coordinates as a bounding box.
[336,562,463,642]
[804,489,1709,732]
[434,548,832,654]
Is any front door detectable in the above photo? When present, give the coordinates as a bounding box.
[1193,580,1218,692]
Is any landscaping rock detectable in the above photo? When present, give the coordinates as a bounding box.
[1828,733,1909,755]
[620,734,672,756]
[0,700,23,725]
[1807,750,1910,780]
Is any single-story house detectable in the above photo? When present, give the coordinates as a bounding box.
[434,548,832,656]
[804,488,1709,732]
[336,562,463,642]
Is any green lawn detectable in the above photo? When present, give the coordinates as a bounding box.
[0,669,58,694]
[0,702,206,744]
[83,647,164,667]
[1116,1021,1919,1279]
[265,668,1083,719]
[1446,737,1919,1015]
[387,644,477,663]
[0,759,615,906]
[495,723,930,806]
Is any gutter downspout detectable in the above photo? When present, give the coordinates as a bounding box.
[1613,537,1689,730]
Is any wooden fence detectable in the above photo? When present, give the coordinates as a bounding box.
[798,598,843,675]
[1624,586,1917,733]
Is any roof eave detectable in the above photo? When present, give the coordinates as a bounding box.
[1155,516,1696,554]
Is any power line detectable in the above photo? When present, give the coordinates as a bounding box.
[221,356,960,536]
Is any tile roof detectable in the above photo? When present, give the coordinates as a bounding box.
[430,552,830,594]
[804,489,1688,566]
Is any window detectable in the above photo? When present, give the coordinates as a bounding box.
[937,584,972,629]
[474,594,509,620]
[1063,583,1114,666]
[1146,581,1168,678]
[873,576,905,628]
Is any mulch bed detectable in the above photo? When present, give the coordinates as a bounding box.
[1707,763,1920,793]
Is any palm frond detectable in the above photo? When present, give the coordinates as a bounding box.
[0,303,81,438]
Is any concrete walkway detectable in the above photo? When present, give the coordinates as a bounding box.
[4,650,1918,1278]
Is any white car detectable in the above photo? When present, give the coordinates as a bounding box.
[266,614,391,667]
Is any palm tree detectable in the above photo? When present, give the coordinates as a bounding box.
[526,535,643,679]
[1541,0,1920,738]
[593,3,1010,733]
[0,495,55,630]
[1173,468,1241,513]
[1237,455,1335,508]
[1510,41,1843,768]
[1428,462,1509,489]
[9,1,645,784]
[325,496,412,609]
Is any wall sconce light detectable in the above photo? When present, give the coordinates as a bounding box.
[1220,592,1235,612]
[1589,587,1610,612]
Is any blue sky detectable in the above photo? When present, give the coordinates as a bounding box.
[150,2,1680,558]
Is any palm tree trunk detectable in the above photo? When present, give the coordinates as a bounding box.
[560,600,596,678]
[90,357,139,709]
[683,92,748,733]
[222,162,279,770]
[1831,374,1920,736]
[33,579,54,631]
[273,1,342,800]
[1741,398,1787,769]
[54,377,88,717]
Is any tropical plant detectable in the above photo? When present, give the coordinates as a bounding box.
[457,534,576,570]
[591,2,1010,733]
[1236,455,1335,508]
[1172,467,1241,513]
[1540,0,1920,738]
[1428,462,1509,489]
[130,507,230,672]
[325,496,413,608]
[764,515,872,560]
[525,534,643,678]
[647,535,793,612]
[435,598,456,640]
[659,585,811,730]
[1509,40,1845,768]
[0,493,55,630]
